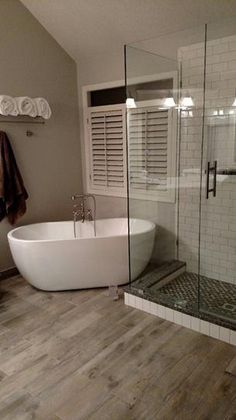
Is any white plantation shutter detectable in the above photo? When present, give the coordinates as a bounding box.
[128,106,176,202]
[87,105,126,195]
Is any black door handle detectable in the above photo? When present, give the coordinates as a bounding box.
[206,160,217,199]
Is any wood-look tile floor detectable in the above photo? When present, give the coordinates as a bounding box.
[0,276,236,420]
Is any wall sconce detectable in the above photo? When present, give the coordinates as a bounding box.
[126,97,137,108]
[163,94,176,108]
[212,109,225,116]
[180,92,194,108]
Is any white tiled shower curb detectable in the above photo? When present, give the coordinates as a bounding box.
[124,292,236,346]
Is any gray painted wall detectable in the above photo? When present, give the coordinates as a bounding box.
[0,0,82,270]
[77,51,128,222]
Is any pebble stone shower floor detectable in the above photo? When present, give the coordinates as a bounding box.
[158,272,236,323]
[130,263,236,328]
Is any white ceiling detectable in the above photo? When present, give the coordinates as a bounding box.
[20,0,236,62]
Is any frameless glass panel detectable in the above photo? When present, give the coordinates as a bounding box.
[126,26,205,314]
[199,19,236,328]
[176,27,206,314]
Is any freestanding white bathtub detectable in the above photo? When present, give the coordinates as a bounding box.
[8,218,155,291]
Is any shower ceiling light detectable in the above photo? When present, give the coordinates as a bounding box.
[163,96,176,108]
[126,97,137,108]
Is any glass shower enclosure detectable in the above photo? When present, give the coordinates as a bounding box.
[125,20,236,330]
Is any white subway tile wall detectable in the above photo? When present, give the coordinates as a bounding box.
[178,35,236,285]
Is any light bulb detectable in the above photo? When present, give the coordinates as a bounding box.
[180,95,194,108]
[126,98,137,108]
[163,96,176,108]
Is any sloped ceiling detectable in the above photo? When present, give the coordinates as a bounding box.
[20,0,236,61]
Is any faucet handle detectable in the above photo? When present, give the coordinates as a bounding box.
[71,194,81,201]
[86,208,93,221]
[72,203,80,215]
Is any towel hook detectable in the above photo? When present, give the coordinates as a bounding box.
[26,130,33,137]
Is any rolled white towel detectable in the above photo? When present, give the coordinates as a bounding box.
[0,95,18,116]
[16,96,37,118]
[35,97,52,120]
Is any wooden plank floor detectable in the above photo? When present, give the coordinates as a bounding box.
[0,276,235,420]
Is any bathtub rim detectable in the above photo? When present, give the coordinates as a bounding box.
[7,218,156,244]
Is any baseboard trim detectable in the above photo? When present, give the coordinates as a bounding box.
[0,267,19,281]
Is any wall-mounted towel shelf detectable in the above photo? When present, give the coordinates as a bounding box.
[0,116,45,124]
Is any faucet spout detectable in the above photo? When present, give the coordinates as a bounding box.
[71,193,96,237]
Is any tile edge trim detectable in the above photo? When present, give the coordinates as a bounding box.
[124,292,236,346]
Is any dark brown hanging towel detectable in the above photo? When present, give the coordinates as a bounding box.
[0,131,28,225]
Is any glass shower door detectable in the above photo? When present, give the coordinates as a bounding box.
[125,26,206,313]
[125,44,180,300]
[199,19,236,327]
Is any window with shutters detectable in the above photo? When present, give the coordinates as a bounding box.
[127,103,176,202]
[83,78,177,202]
[86,104,127,197]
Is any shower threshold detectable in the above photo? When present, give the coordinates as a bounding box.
[127,261,236,330]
